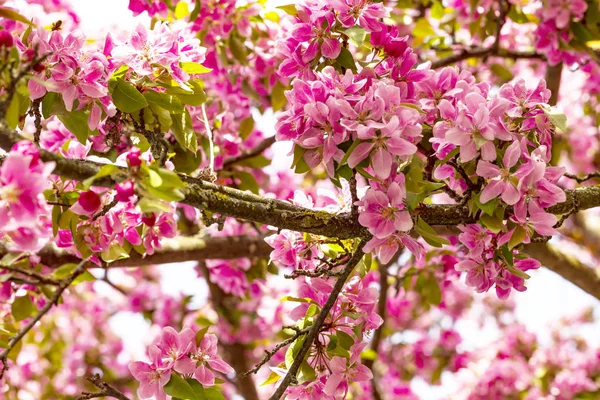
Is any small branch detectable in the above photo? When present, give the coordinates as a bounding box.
[0,264,61,286]
[241,328,310,377]
[201,104,215,172]
[28,97,43,144]
[0,259,87,378]
[430,47,543,69]
[223,136,276,168]
[76,374,131,400]
[525,243,600,300]
[350,172,359,219]
[268,241,366,400]
[92,198,118,221]
[545,63,563,106]
[564,172,600,183]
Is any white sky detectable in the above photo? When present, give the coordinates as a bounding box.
[67,2,600,398]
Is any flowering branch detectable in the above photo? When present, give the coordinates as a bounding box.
[76,374,131,400]
[268,241,366,400]
[223,136,277,168]
[0,259,87,378]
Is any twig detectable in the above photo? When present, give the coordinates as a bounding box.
[564,172,600,183]
[92,198,118,221]
[201,104,215,172]
[0,264,61,286]
[29,97,43,144]
[76,374,131,400]
[284,268,344,279]
[241,327,310,378]
[223,136,276,167]
[267,241,366,400]
[350,173,359,219]
[430,47,543,69]
[0,259,88,378]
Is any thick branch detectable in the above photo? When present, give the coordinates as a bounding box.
[0,235,272,269]
[525,242,600,300]
[268,242,366,400]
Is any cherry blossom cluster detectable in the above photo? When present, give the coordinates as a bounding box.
[0,141,54,252]
[129,326,233,400]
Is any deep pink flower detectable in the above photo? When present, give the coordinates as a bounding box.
[358,182,413,239]
[154,327,196,374]
[129,345,171,400]
[477,140,522,205]
[191,334,234,386]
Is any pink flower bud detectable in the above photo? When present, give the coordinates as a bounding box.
[0,30,14,48]
[127,148,142,167]
[115,181,135,202]
[76,191,102,215]
[142,213,156,227]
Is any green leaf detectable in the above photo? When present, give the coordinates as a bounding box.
[508,225,527,250]
[203,387,226,400]
[144,91,184,114]
[277,4,297,16]
[239,116,255,140]
[271,81,287,112]
[337,331,355,350]
[431,1,444,19]
[0,7,33,24]
[157,168,185,189]
[195,326,210,346]
[285,336,305,368]
[506,264,531,280]
[189,0,202,21]
[261,370,282,386]
[58,108,96,144]
[164,374,198,400]
[424,274,442,305]
[413,18,435,38]
[83,164,120,189]
[507,6,530,23]
[415,217,450,247]
[174,1,189,19]
[502,245,514,266]
[298,361,316,384]
[480,213,505,234]
[181,61,212,75]
[171,110,198,153]
[6,93,21,129]
[237,170,259,194]
[336,47,357,73]
[148,169,163,187]
[228,31,248,65]
[490,63,513,82]
[476,193,497,216]
[42,92,63,118]
[12,295,34,322]
[176,79,206,106]
[542,105,567,132]
[137,197,173,213]
[338,139,361,167]
[343,26,366,47]
[100,244,130,263]
[111,78,148,113]
[571,22,595,43]
[144,185,185,202]
[0,252,26,267]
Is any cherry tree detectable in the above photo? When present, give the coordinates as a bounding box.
[0,0,600,399]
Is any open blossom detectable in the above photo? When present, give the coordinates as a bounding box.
[358,182,412,239]
[129,345,171,400]
[0,141,54,252]
[477,140,522,205]
[324,343,373,397]
[191,334,234,386]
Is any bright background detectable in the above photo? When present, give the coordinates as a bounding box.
[68,1,600,397]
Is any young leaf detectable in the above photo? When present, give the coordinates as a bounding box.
[111,78,148,113]
[163,374,198,400]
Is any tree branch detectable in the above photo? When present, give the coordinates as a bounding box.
[223,136,276,168]
[0,235,272,269]
[0,259,87,378]
[268,241,366,400]
[76,374,131,400]
[430,47,544,69]
[525,242,600,300]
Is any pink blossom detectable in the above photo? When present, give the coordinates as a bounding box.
[129,345,171,400]
[358,182,412,239]
[191,334,234,386]
[477,140,522,205]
